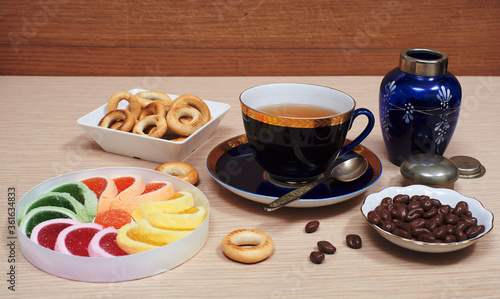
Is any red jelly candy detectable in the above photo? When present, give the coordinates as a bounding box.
[30,219,81,250]
[88,227,128,257]
[94,209,132,229]
[54,223,103,256]
[99,232,128,256]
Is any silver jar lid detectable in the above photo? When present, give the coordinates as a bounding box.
[399,48,449,77]
[400,153,459,185]
[449,155,486,179]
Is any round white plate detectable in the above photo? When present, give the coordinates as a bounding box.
[17,167,209,282]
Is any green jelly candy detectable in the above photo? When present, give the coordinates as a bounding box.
[45,181,98,220]
[19,206,83,239]
[18,192,88,223]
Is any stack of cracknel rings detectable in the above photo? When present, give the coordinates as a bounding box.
[98,91,212,142]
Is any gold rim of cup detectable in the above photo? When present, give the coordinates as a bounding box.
[240,83,355,128]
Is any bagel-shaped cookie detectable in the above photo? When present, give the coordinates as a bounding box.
[221,229,274,264]
[171,94,211,125]
[107,91,142,118]
[138,101,167,120]
[133,115,168,138]
[155,162,199,185]
[98,109,136,132]
[166,105,204,136]
[126,99,170,117]
[135,91,172,106]
[109,121,124,130]
[155,100,172,114]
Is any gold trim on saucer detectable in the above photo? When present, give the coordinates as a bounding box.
[206,134,383,208]
[207,134,382,190]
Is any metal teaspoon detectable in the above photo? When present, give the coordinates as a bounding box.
[264,157,369,212]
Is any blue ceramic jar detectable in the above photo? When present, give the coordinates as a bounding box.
[379,49,462,166]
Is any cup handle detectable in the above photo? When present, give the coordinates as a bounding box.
[339,108,375,156]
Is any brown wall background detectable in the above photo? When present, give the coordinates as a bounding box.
[1,0,499,76]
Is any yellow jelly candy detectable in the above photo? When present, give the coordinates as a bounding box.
[135,219,193,246]
[132,191,195,221]
[116,223,159,254]
[143,207,207,230]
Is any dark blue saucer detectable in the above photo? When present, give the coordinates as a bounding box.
[207,135,382,208]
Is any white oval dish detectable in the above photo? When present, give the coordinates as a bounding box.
[16,167,209,282]
[361,185,493,253]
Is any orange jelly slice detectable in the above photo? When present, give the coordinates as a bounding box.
[81,177,107,199]
[114,176,136,194]
[110,174,145,210]
[94,209,132,229]
[80,175,118,214]
[142,182,166,194]
[119,181,175,215]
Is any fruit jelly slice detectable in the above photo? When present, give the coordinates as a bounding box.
[81,177,107,198]
[25,211,73,238]
[37,223,74,250]
[52,183,87,205]
[114,177,135,194]
[142,182,167,195]
[127,227,165,246]
[65,228,101,256]
[94,209,132,229]
[99,232,128,256]
[25,194,78,215]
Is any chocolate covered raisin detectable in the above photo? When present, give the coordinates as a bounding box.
[310,251,325,264]
[305,220,320,233]
[317,241,336,254]
[346,234,362,249]
[465,225,485,238]
[393,194,410,204]
[381,221,396,232]
[423,206,438,219]
[454,201,469,216]
[367,211,382,225]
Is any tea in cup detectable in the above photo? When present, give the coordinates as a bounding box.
[240,83,374,185]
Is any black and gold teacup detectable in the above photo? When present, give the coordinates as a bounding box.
[240,83,375,185]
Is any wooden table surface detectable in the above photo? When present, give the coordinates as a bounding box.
[1,76,499,298]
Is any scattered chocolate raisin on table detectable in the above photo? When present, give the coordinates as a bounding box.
[305,220,320,233]
[346,234,362,249]
[317,241,336,254]
[310,251,325,264]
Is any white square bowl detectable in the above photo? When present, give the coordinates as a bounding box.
[77,89,231,163]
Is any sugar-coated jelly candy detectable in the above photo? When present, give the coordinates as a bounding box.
[30,219,81,250]
[45,180,98,220]
[54,223,104,256]
[110,174,145,210]
[119,181,175,214]
[94,209,132,229]
[88,227,128,257]
[80,175,118,214]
